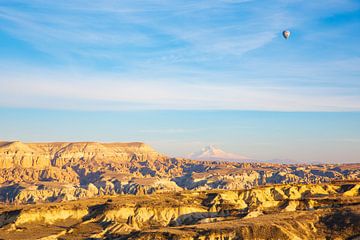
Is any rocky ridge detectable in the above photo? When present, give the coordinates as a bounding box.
[0,182,359,239]
[0,141,359,204]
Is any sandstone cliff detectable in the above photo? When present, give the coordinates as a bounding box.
[0,141,161,169]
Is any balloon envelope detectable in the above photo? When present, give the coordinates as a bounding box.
[282,30,290,39]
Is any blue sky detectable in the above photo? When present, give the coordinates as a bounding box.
[0,1,359,162]
[1,109,360,162]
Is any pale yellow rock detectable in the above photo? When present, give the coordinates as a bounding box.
[243,210,263,219]
[15,209,88,225]
[282,200,300,212]
[343,184,360,197]
[0,141,161,169]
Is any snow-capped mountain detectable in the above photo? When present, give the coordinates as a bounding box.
[188,145,251,162]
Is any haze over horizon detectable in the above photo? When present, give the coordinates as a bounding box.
[0,1,359,163]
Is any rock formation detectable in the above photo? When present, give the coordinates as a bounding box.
[0,182,359,239]
[0,140,359,239]
[0,141,359,204]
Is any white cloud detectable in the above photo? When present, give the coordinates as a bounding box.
[1,66,359,111]
[0,0,281,60]
[0,0,359,111]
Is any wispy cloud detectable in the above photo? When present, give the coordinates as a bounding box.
[0,0,285,61]
[1,65,359,111]
[0,0,359,111]
[138,129,192,134]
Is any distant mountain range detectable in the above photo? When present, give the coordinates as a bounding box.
[188,145,252,162]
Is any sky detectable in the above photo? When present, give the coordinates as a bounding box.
[0,0,359,162]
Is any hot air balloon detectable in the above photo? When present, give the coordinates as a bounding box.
[282,30,290,39]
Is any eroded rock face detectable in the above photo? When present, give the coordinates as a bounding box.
[0,141,360,204]
[0,141,161,169]
[0,182,359,240]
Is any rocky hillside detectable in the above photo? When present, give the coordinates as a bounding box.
[0,182,359,239]
[0,141,359,204]
[0,141,161,169]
